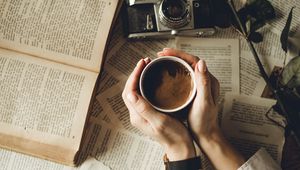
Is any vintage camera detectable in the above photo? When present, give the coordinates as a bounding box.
[123,0,225,38]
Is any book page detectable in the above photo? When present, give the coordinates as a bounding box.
[97,38,172,128]
[104,39,170,80]
[0,148,110,170]
[89,121,164,170]
[221,93,285,163]
[88,69,123,127]
[268,0,300,34]
[240,51,266,96]
[75,108,164,170]
[212,26,287,64]
[0,0,119,72]
[175,37,240,99]
[96,84,144,135]
[0,48,98,163]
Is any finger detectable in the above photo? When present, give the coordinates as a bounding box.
[123,92,150,132]
[124,59,147,92]
[209,73,220,104]
[126,101,153,134]
[157,48,199,68]
[128,107,147,128]
[126,92,163,127]
[194,60,214,104]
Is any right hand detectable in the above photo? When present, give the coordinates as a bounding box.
[157,48,220,142]
[158,48,245,170]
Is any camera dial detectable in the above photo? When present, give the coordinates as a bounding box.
[159,0,191,29]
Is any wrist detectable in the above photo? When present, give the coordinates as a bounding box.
[197,128,245,170]
[194,123,222,146]
[164,141,196,161]
[197,127,223,151]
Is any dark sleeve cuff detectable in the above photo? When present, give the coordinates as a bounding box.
[164,155,201,170]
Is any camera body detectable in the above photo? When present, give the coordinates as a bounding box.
[123,0,217,38]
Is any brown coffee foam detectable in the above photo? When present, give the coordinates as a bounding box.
[142,60,193,110]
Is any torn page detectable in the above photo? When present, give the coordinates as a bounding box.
[221,93,285,163]
[253,27,286,62]
[237,148,281,170]
[90,122,164,170]
[104,39,170,81]
[240,51,266,96]
[106,18,127,54]
[212,27,286,65]
[96,84,144,135]
[175,37,240,99]
[89,69,121,124]
[70,157,110,170]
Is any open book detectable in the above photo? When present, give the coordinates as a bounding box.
[0,0,121,166]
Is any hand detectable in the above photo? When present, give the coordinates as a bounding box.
[158,48,245,170]
[157,48,220,142]
[122,58,196,161]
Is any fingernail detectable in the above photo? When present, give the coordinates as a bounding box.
[127,92,138,103]
[163,48,171,51]
[157,51,164,56]
[144,57,150,63]
[198,60,207,73]
[136,59,143,66]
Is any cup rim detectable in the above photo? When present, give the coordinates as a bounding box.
[139,56,197,113]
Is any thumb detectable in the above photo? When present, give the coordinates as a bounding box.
[194,60,214,104]
[126,92,162,125]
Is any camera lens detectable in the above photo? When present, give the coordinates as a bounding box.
[159,0,190,29]
[164,1,185,18]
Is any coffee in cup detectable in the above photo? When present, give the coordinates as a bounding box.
[139,56,196,113]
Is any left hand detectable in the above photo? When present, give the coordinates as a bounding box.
[122,58,196,161]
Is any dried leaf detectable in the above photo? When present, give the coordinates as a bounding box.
[246,0,275,21]
[281,7,295,53]
[248,32,263,43]
[281,56,300,88]
[275,89,300,141]
[236,0,275,42]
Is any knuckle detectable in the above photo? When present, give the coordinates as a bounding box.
[129,116,139,127]
[130,119,138,127]
[135,100,149,114]
[154,115,168,133]
[193,55,200,62]
[160,115,168,124]
[154,122,165,134]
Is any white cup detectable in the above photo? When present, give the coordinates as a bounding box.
[139,56,197,113]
